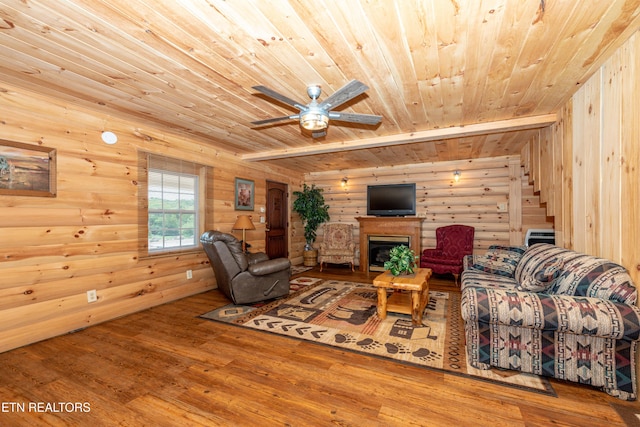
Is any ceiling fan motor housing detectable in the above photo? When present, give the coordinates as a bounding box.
[306,85,322,99]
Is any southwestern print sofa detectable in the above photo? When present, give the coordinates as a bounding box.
[460,243,640,400]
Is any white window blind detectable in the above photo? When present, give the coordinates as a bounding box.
[147,155,200,253]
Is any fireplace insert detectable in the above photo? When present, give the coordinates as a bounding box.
[368,235,410,272]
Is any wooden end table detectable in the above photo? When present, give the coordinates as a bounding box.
[372,268,432,326]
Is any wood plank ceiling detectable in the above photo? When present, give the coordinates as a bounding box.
[1,0,639,173]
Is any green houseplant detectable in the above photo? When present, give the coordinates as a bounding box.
[292,184,330,250]
[384,245,417,276]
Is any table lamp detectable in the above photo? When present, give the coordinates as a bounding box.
[232,215,256,252]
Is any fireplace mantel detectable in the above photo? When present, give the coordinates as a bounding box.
[356,217,424,273]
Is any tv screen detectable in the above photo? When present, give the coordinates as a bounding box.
[367,183,416,217]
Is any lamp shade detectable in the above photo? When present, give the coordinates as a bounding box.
[232,215,256,231]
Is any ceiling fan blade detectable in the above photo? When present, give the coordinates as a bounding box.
[318,80,369,110]
[329,112,382,125]
[251,115,299,126]
[251,86,306,110]
[312,130,327,138]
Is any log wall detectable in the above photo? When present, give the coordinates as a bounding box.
[0,84,302,353]
[304,156,552,260]
[5,31,638,354]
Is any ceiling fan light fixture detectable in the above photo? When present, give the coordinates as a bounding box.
[300,111,329,131]
[252,79,374,137]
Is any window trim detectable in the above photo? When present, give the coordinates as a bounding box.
[138,152,211,259]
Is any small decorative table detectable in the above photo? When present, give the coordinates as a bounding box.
[372,268,432,326]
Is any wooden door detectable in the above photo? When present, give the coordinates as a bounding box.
[266,181,288,259]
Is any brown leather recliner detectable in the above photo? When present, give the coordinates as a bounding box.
[200,231,291,304]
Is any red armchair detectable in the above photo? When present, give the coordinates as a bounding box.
[420,225,475,284]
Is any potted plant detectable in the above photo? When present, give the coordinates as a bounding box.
[292,184,330,265]
[384,245,417,276]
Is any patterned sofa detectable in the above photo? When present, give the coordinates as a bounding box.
[460,243,640,400]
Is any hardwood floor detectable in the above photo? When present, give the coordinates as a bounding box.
[0,265,638,426]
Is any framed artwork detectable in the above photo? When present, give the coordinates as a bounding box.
[234,177,254,210]
[0,140,57,197]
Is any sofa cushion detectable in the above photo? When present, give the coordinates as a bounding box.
[513,243,637,304]
[489,245,526,254]
[461,269,518,291]
[551,259,637,304]
[516,257,564,292]
[471,245,525,278]
[461,286,640,341]
[515,243,567,283]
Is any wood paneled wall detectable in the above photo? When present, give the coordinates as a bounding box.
[522,31,640,285]
[5,28,638,354]
[303,156,552,261]
[0,84,302,353]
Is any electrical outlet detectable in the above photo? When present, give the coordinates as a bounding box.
[186,269,193,279]
[260,216,265,223]
[87,289,98,303]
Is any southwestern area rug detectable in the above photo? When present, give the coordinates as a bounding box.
[290,265,313,276]
[201,278,555,396]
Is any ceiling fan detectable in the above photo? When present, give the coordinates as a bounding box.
[250,79,382,138]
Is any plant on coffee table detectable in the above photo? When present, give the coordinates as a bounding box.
[384,245,417,276]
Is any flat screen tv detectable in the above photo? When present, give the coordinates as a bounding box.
[367,183,416,217]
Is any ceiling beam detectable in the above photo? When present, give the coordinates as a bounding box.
[242,114,558,161]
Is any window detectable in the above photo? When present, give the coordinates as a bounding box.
[148,169,198,251]
[139,153,211,256]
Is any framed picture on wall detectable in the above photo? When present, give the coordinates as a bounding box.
[235,177,254,211]
[0,139,57,197]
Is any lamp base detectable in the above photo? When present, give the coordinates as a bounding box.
[241,229,247,252]
[239,240,251,254]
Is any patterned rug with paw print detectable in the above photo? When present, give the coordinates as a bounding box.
[200,279,555,396]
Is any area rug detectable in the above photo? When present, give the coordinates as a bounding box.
[201,279,555,396]
[290,265,313,275]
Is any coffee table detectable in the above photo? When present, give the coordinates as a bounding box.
[372,268,432,326]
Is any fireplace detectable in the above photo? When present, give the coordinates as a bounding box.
[356,217,424,273]
[368,235,411,272]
